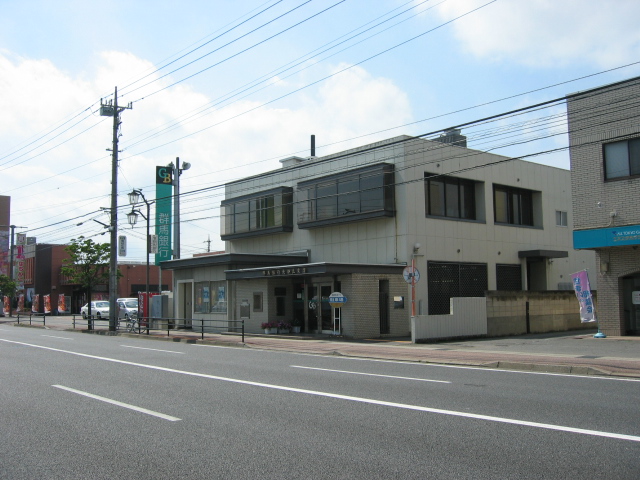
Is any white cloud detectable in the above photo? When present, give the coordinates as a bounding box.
[435,0,640,68]
[0,51,414,257]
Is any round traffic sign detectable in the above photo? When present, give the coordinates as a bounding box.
[402,266,420,284]
[329,292,347,308]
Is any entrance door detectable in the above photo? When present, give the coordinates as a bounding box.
[622,274,640,335]
[181,282,192,326]
[307,285,319,332]
[307,284,334,333]
[319,285,334,333]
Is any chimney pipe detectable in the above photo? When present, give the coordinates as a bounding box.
[311,135,315,157]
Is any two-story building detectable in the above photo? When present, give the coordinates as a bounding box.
[568,76,640,336]
[163,130,594,338]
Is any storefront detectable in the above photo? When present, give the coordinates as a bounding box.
[225,262,407,337]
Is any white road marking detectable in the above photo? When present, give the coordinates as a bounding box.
[121,345,184,354]
[3,338,640,443]
[191,343,640,382]
[42,335,73,340]
[192,344,244,350]
[52,385,181,421]
[291,365,451,383]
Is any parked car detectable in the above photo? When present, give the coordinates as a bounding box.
[80,301,110,319]
[117,298,138,319]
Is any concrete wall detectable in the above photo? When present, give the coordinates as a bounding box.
[412,297,487,342]
[486,291,595,337]
[412,291,595,342]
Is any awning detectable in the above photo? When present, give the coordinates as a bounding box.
[225,262,406,280]
[160,252,309,271]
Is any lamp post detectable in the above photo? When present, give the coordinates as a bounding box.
[128,189,153,328]
[169,157,191,260]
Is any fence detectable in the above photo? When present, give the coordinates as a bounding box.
[16,313,48,326]
[70,315,244,342]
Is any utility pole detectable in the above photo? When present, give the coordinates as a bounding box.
[1,224,26,317]
[100,87,132,331]
[204,235,211,253]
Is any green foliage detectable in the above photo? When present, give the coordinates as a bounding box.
[61,236,111,291]
[0,274,17,298]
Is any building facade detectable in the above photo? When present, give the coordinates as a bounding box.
[19,241,172,314]
[164,132,594,338]
[568,76,640,336]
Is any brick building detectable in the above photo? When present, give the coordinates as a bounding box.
[568,76,640,336]
[20,242,172,314]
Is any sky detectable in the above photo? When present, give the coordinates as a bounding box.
[1,0,639,261]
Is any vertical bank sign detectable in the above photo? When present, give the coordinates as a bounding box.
[16,233,26,289]
[571,270,596,323]
[155,166,173,265]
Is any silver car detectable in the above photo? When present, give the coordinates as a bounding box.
[80,301,110,319]
[117,298,138,319]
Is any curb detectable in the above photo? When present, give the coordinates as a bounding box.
[6,322,640,378]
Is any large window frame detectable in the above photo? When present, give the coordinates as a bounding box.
[493,185,534,226]
[194,281,227,314]
[425,173,476,220]
[221,187,293,240]
[297,163,395,229]
[603,137,640,180]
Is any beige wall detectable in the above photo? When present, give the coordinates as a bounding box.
[568,77,640,335]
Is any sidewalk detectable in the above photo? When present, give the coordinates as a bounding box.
[5,316,640,378]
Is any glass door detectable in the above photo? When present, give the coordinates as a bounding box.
[320,285,334,333]
[307,285,319,332]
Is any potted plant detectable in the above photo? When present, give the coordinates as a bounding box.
[261,322,278,334]
[291,318,302,334]
[277,321,291,334]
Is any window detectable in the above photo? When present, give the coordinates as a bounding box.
[425,173,476,220]
[253,292,263,312]
[297,163,395,228]
[493,185,534,226]
[275,287,286,316]
[210,281,226,313]
[555,210,568,227]
[221,187,293,239]
[427,262,487,315]
[604,138,640,179]
[194,281,227,314]
[194,282,210,313]
[496,264,522,291]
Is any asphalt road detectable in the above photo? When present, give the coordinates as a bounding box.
[1,326,639,479]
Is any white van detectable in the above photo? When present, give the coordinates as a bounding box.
[117,298,139,319]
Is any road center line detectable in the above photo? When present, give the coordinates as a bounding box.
[3,338,639,443]
[42,335,73,340]
[291,365,451,383]
[52,385,181,421]
[121,345,185,354]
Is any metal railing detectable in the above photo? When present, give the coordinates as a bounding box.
[16,313,47,326]
[68,315,244,343]
[72,315,112,331]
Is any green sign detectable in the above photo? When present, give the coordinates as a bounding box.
[155,166,173,265]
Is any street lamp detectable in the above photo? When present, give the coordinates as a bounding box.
[168,157,191,260]
[128,189,153,330]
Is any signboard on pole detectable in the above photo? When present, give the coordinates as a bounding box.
[329,292,347,308]
[118,235,127,257]
[155,166,173,265]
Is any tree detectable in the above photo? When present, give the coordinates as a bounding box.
[61,236,110,329]
[0,274,17,316]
